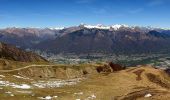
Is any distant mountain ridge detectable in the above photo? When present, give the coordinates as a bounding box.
[0,27,58,49]
[1,24,170,54]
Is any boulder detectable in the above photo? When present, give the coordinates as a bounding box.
[109,62,125,72]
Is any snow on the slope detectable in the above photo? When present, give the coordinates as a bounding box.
[74,92,83,95]
[83,24,110,30]
[13,75,30,80]
[111,24,128,30]
[49,27,65,30]
[5,91,15,96]
[0,80,31,89]
[144,93,152,98]
[16,90,32,94]
[85,94,97,100]
[37,95,58,100]
[37,96,52,100]
[0,75,5,78]
[32,78,83,88]
[13,84,31,89]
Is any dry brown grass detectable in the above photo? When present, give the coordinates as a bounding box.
[0,65,170,100]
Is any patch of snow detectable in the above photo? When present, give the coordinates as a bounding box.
[83,24,110,30]
[50,27,65,30]
[45,96,52,100]
[32,78,82,88]
[111,24,128,30]
[144,93,152,98]
[0,75,5,78]
[91,94,96,98]
[74,92,83,95]
[5,91,14,96]
[37,96,52,100]
[10,94,14,96]
[13,75,30,80]
[85,94,96,100]
[16,90,32,94]
[53,96,58,98]
[5,91,12,94]
[82,24,129,30]
[12,84,31,89]
[0,80,31,89]
[0,80,13,86]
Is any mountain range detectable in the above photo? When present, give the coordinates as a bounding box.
[1,24,170,54]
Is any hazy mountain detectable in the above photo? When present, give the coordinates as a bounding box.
[0,27,58,49]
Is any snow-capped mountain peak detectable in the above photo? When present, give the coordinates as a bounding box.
[82,24,110,29]
[81,24,129,30]
[49,27,65,30]
[111,24,129,30]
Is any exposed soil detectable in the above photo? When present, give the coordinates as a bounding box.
[133,69,145,81]
[146,73,170,89]
[120,88,169,100]
[126,68,137,72]
[109,62,125,71]
[164,68,170,76]
[96,62,125,73]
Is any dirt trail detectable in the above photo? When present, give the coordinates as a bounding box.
[0,64,56,72]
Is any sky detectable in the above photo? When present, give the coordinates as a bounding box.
[0,0,170,28]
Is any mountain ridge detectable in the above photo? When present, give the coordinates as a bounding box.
[1,24,170,54]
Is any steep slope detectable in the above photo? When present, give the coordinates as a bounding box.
[0,42,47,62]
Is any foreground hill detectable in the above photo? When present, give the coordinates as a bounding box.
[0,42,47,62]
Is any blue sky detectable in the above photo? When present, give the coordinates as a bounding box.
[0,0,170,28]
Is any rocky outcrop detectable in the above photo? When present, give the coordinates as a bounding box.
[96,62,125,73]
[0,42,47,62]
[109,62,126,71]
[164,68,170,76]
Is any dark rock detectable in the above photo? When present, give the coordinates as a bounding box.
[83,70,88,75]
[96,64,112,73]
[109,62,125,72]
[164,68,170,76]
[96,62,124,73]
